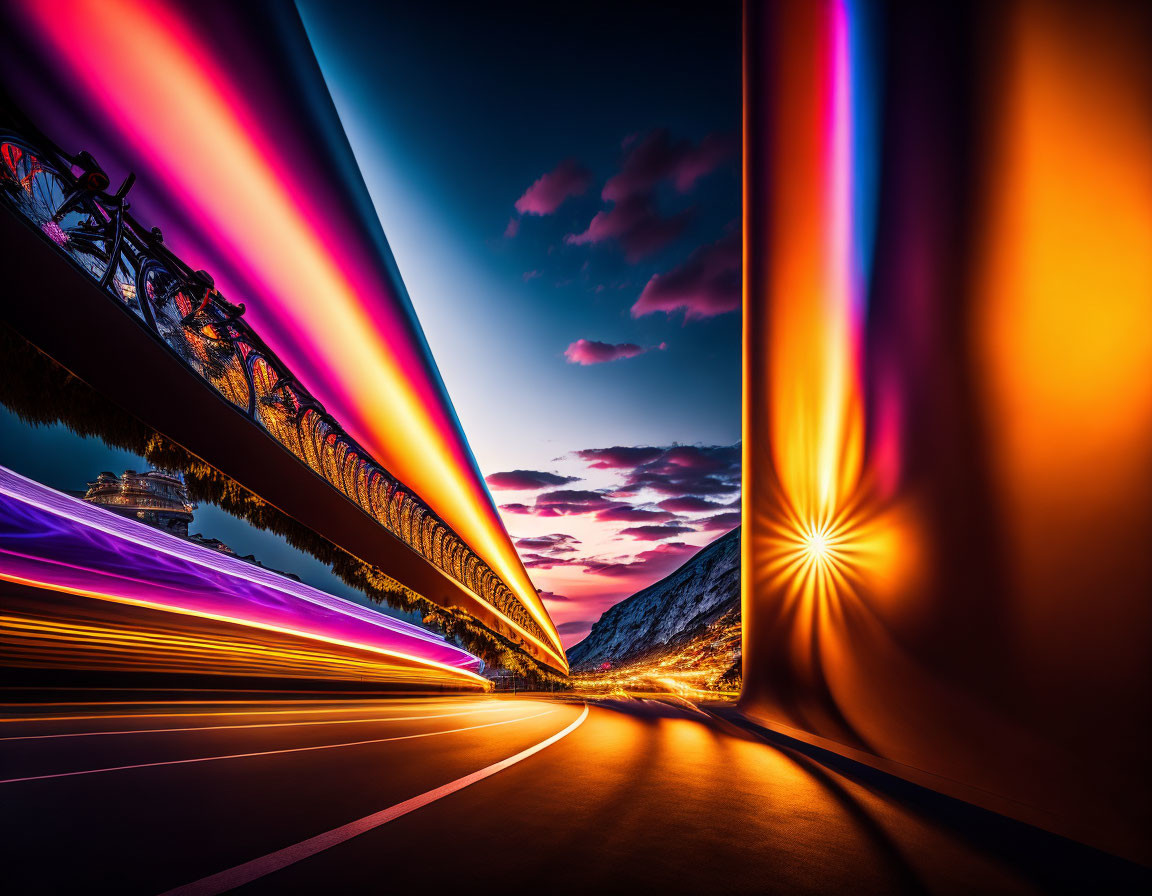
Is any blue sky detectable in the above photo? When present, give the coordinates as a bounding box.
[296,1,742,642]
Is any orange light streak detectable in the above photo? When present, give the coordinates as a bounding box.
[977,0,1152,556]
[0,572,488,687]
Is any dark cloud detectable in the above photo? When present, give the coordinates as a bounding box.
[521,553,582,569]
[578,444,741,498]
[595,506,677,523]
[506,489,623,518]
[632,230,740,320]
[697,511,741,533]
[556,620,594,636]
[602,130,736,202]
[514,159,593,215]
[537,590,573,603]
[538,489,610,504]
[515,533,581,553]
[657,496,728,513]
[563,339,666,366]
[486,470,579,490]
[635,475,737,496]
[565,196,690,262]
[619,523,698,541]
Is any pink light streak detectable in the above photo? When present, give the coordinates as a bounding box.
[0,464,484,679]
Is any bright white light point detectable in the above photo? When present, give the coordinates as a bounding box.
[803,526,830,561]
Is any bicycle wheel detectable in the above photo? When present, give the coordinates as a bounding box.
[0,135,139,310]
[138,258,207,372]
[139,258,251,410]
[0,136,71,231]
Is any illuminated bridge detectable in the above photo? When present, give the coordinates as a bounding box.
[0,3,565,676]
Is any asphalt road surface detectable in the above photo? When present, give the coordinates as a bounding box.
[2,695,1146,894]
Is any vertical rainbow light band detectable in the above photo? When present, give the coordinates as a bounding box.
[765,0,879,536]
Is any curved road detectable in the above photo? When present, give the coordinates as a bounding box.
[1,696,1145,894]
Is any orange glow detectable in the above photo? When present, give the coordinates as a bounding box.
[742,0,1152,861]
[977,1,1152,530]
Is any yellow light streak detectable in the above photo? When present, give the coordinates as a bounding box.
[0,572,489,687]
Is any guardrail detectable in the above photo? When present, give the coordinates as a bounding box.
[0,111,549,650]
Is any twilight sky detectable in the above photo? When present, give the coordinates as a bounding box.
[296,1,742,645]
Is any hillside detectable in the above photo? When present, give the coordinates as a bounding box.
[567,527,740,676]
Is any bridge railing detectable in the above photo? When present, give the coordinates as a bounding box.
[0,111,550,650]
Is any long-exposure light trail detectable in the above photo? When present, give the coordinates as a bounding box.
[0,705,520,741]
[4,0,563,662]
[0,465,487,687]
[0,702,491,722]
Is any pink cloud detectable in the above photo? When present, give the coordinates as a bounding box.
[583,541,701,582]
[631,230,740,320]
[504,217,520,238]
[522,270,542,282]
[565,196,689,262]
[514,159,593,215]
[556,620,594,638]
[602,130,736,202]
[619,523,697,541]
[486,470,578,490]
[657,445,733,473]
[576,446,665,469]
[563,339,666,366]
[671,134,738,192]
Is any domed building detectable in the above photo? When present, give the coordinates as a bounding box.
[83,470,196,537]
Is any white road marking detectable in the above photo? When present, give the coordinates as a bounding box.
[0,707,558,785]
[162,703,590,896]
[0,705,519,741]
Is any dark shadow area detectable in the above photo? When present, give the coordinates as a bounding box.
[709,706,1152,894]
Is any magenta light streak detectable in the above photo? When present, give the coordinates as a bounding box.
[0,465,482,674]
